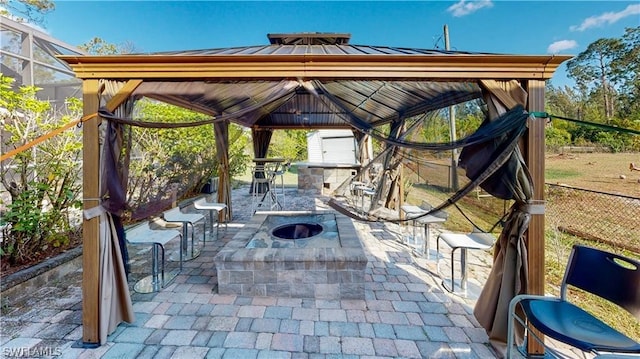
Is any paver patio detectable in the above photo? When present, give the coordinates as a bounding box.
[1,184,538,359]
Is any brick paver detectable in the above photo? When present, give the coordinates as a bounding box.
[0,185,557,359]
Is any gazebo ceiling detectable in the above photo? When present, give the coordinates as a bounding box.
[133,79,483,129]
[59,33,572,130]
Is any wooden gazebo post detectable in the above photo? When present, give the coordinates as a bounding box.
[81,79,101,346]
[524,79,547,356]
[80,79,143,346]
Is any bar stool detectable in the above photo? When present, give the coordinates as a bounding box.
[415,201,448,259]
[352,182,375,215]
[163,206,205,265]
[436,228,496,296]
[400,204,424,248]
[251,164,274,213]
[271,161,289,208]
[193,197,227,241]
[125,221,182,293]
[415,214,447,259]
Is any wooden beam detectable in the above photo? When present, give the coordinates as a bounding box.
[81,79,101,346]
[61,67,564,81]
[479,80,521,109]
[524,79,546,356]
[105,79,143,112]
[59,54,572,81]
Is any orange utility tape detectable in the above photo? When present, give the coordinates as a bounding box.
[1,113,98,162]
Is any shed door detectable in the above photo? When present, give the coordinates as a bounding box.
[322,137,356,164]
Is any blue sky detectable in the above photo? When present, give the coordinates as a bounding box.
[28,1,640,87]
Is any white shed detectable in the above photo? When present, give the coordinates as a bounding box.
[306,129,357,164]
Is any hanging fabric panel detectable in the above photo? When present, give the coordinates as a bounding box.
[250,128,273,194]
[96,80,136,344]
[472,79,532,356]
[214,120,232,221]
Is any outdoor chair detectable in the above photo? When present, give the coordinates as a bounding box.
[400,201,448,258]
[351,181,375,216]
[251,164,276,213]
[436,226,496,295]
[193,197,227,242]
[506,244,640,359]
[271,161,290,207]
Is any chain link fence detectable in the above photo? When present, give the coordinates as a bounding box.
[405,161,640,253]
[545,183,640,253]
[405,161,453,191]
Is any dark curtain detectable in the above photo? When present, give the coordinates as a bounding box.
[215,120,232,221]
[101,120,130,276]
[470,80,532,357]
[250,128,273,194]
[96,82,137,343]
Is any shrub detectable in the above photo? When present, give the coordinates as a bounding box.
[0,75,83,265]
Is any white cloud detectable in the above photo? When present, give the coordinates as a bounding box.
[447,0,494,17]
[547,40,578,54]
[570,4,640,32]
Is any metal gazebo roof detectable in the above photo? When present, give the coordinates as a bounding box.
[59,32,569,130]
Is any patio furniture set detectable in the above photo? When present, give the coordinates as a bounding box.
[399,200,497,297]
[124,197,227,294]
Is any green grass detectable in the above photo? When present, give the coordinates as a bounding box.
[233,166,298,187]
[545,168,581,181]
[407,183,508,235]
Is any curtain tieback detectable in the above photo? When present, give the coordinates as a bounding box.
[519,201,545,214]
[84,204,107,219]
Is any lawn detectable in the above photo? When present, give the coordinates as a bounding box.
[543,151,640,341]
[545,152,640,198]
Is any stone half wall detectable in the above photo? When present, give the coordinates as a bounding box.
[213,210,368,299]
[296,163,359,195]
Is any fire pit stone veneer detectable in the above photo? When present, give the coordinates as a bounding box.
[213,210,368,299]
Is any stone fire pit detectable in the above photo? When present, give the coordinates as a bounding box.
[213,210,368,299]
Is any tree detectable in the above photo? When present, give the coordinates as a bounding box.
[268,130,308,161]
[615,27,640,121]
[545,82,580,119]
[78,37,140,55]
[0,0,54,25]
[124,99,250,220]
[566,38,624,123]
[549,27,640,152]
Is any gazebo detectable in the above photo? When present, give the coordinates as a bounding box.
[59,33,571,356]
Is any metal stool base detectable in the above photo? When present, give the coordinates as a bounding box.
[169,247,201,262]
[133,268,179,293]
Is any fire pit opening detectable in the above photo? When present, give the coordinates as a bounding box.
[272,222,324,239]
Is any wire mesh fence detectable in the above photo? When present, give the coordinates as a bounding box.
[403,160,640,253]
[405,160,454,191]
[545,183,640,253]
